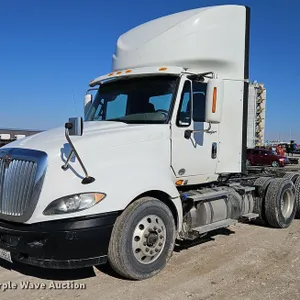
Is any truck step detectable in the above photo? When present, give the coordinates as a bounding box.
[240,213,259,221]
[193,218,237,234]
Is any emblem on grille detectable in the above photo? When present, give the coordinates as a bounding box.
[2,154,12,168]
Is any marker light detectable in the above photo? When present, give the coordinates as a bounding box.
[212,87,217,113]
[176,180,184,186]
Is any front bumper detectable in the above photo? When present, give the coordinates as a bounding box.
[0,211,120,269]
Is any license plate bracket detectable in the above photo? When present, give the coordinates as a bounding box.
[0,248,12,263]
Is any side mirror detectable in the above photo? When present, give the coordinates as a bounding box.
[65,117,83,136]
[205,79,224,124]
[84,94,93,116]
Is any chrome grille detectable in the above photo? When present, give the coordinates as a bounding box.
[0,158,38,216]
[0,148,47,221]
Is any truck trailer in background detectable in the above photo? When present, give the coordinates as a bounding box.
[0,5,299,281]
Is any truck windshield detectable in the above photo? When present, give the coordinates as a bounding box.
[85,75,178,124]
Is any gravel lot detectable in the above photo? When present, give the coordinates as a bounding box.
[1,219,300,300]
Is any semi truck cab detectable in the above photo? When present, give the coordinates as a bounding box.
[0,5,299,280]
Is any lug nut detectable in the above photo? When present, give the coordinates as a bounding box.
[143,242,147,246]
[145,248,149,252]
[150,250,153,255]
[160,235,163,239]
[158,229,161,233]
[155,248,159,252]
[159,242,162,246]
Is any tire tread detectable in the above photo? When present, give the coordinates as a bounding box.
[264,178,296,228]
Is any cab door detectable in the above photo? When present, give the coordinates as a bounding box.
[171,77,219,180]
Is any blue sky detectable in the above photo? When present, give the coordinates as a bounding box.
[0,0,299,142]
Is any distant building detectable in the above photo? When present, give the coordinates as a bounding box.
[247,82,266,148]
[0,128,42,147]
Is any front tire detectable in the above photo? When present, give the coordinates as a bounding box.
[108,197,176,280]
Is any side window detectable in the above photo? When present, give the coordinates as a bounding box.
[258,150,264,155]
[177,81,192,126]
[192,82,207,122]
[106,94,128,119]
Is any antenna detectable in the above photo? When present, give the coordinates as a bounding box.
[73,91,77,115]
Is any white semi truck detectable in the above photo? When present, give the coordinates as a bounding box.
[0,4,299,280]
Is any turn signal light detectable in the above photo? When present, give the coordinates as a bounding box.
[175,180,184,186]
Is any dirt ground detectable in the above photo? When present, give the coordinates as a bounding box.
[0,219,300,300]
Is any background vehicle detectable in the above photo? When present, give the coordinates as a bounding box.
[0,5,300,281]
[247,148,289,167]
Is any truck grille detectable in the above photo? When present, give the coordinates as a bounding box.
[0,148,47,221]
[0,159,37,216]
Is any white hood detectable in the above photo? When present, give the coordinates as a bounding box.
[1,121,177,224]
[4,121,170,164]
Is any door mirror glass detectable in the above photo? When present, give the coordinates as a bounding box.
[66,117,83,136]
[205,79,224,124]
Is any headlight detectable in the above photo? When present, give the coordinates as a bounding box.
[43,193,106,215]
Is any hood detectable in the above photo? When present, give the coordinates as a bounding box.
[3,121,170,163]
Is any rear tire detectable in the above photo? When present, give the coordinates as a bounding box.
[253,177,273,223]
[254,177,273,199]
[283,172,299,183]
[293,176,300,218]
[264,178,296,228]
[108,197,176,280]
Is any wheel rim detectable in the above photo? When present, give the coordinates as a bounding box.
[272,161,278,167]
[132,214,166,264]
[281,189,294,218]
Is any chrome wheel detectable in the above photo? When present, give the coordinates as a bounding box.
[132,214,166,264]
[272,161,279,167]
[281,189,294,218]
